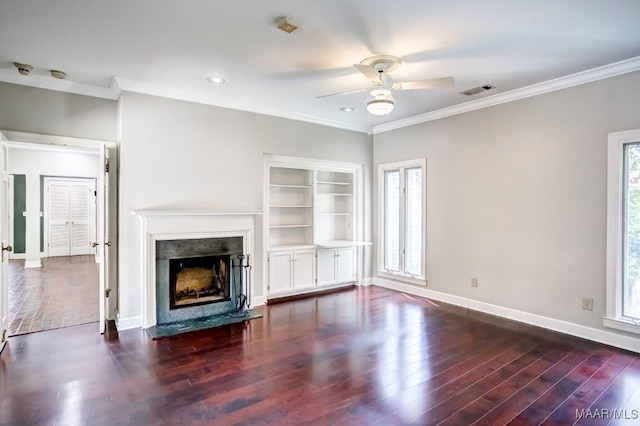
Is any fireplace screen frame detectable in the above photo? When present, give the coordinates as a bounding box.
[169,254,232,310]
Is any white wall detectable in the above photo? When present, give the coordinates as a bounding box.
[373,71,640,341]
[0,82,116,141]
[118,92,373,327]
[8,147,99,265]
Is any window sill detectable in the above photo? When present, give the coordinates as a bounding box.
[603,317,640,336]
[377,270,426,286]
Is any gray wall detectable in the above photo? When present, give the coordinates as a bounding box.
[373,70,640,333]
[118,92,373,324]
[0,82,117,141]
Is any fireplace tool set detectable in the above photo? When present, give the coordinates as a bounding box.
[229,254,252,318]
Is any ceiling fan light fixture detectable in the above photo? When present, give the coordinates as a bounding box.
[206,76,225,84]
[367,98,394,115]
[367,88,394,115]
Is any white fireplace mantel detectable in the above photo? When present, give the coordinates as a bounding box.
[132,209,263,328]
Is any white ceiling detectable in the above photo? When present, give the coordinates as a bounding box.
[1,0,639,133]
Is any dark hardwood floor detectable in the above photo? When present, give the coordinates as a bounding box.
[1,286,639,425]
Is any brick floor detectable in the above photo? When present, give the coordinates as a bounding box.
[8,255,99,336]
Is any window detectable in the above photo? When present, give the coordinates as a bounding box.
[378,159,426,283]
[606,129,640,334]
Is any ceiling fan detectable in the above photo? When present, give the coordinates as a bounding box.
[317,54,454,115]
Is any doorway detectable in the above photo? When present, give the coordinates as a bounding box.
[0,132,115,340]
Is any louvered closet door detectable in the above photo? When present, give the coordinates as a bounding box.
[47,179,93,257]
[70,183,91,255]
[48,182,71,256]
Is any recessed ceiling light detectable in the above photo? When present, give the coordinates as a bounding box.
[206,76,225,84]
[340,106,355,113]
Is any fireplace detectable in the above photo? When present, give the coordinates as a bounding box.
[133,210,261,330]
[156,236,243,325]
[169,255,231,309]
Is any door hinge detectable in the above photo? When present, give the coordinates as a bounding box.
[267,256,270,262]
[1,329,6,343]
[105,288,111,298]
[104,158,110,173]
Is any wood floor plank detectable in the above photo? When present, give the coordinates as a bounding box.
[1,286,638,425]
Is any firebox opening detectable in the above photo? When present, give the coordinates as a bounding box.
[169,255,231,309]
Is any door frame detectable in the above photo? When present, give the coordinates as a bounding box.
[0,130,118,335]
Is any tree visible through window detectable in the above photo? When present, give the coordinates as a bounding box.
[379,159,425,281]
[624,143,640,320]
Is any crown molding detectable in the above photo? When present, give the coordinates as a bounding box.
[0,70,120,100]
[114,77,368,133]
[372,56,640,134]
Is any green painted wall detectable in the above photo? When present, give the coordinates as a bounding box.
[12,174,26,253]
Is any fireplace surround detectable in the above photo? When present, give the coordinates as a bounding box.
[133,210,261,329]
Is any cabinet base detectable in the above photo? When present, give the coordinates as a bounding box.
[266,284,357,305]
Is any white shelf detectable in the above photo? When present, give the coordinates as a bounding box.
[270,205,313,208]
[270,224,312,229]
[317,181,351,186]
[315,240,371,248]
[268,244,316,252]
[317,212,350,216]
[317,192,352,196]
[270,184,312,189]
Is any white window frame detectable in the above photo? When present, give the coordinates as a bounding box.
[377,158,426,285]
[605,128,640,335]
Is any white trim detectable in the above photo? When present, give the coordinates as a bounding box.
[116,313,141,331]
[131,209,263,217]
[377,158,427,281]
[374,279,640,354]
[2,57,639,135]
[1,131,116,148]
[0,70,120,100]
[606,129,640,329]
[132,210,257,329]
[24,260,41,268]
[251,295,267,307]
[603,317,640,336]
[373,56,640,134]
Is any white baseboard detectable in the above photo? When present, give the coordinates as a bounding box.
[374,277,640,354]
[9,253,26,260]
[24,260,41,268]
[251,295,267,307]
[116,314,141,331]
[362,277,374,286]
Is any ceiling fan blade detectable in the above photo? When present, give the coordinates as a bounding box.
[392,76,454,90]
[316,87,369,99]
[353,63,382,82]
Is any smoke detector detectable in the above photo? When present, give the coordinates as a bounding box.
[50,70,66,79]
[277,17,298,34]
[460,84,496,96]
[14,62,33,76]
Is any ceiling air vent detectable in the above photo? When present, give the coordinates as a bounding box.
[460,84,495,96]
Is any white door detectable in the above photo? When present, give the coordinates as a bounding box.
[336,247,356,283]
[268,251,293,295]
[292,249,316,290]
[97,144,110,334]
[316,248,336,286]
[0,139,11,353]
[46,178,94,257]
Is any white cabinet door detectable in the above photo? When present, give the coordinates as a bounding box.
[336,247,356,283]
[316,248,336,286]
[293,249,315,290]
[268,251,293,295]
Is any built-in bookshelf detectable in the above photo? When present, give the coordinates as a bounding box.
[264,155,362,298]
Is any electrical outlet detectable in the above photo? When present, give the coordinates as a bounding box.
[581,297,593,311]
[471,277,478,287]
